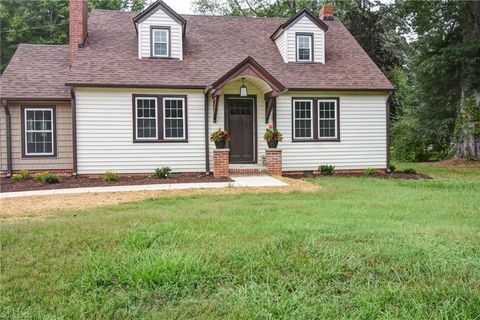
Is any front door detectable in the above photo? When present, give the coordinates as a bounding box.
[226,97,255,163]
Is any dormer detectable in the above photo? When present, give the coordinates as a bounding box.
[270,8,330,64]
[133,0,186,60]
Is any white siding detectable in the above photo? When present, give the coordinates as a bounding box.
[274,32,287,63]
[208,79,266,169]
[138,8,183,59]
[285,16,325,63]
[75,88,205,174]
[277,92,388,170]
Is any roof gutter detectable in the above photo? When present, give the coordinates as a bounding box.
[2,100,12,177]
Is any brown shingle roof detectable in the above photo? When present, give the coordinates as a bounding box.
[0,44,70,100]
[67,10,393,91]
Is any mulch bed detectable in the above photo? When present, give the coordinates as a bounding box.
[285,171,432,180]
[1,173,231,193]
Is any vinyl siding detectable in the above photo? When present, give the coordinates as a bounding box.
[285,16,325,63]
[277,92,388,170]
[75,88,205,174]
[274,32,287,63]
[138,8,183,59]
[208,78,267,169]
[0,101,73,172]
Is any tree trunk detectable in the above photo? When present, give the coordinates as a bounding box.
[455,91,478,159]
[455,1,480,160]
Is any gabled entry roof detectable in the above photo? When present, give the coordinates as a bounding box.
[211,56,285,96]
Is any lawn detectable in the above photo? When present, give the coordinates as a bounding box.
[1,163,479,319]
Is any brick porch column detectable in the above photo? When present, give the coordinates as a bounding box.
[265,148,283,176]
[213,149,230,178]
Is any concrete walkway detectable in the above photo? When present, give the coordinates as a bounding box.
[0,176,288,199]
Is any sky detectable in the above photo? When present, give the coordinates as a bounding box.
[162,0,395,15]
[163,0,195,14]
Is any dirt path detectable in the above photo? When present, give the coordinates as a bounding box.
[0,177,320,223]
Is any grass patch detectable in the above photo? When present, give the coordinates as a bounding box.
[1,164,479,318]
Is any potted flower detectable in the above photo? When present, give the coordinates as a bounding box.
[264,123,282,148]
[210,128,230,149]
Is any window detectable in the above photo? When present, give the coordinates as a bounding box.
[133,95,187,142]
[151,27,169,57]
[24,108,55,156]
[292,97,340,142]
[135,97,157,139]
[163,97,185,139]
[293,99,313,139]
[296,34,312,62]
[318,100,337,138]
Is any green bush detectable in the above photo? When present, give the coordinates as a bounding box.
[402,168,417,174]
[43,173,59,184]
[11,170,30,182]
[11,174,23,182]
[34,172,59,183]
[154,166,172,179]
[364,168,377,176]
[319,165,335,176]
[103,171,118,182]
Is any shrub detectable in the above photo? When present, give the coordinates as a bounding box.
[11,170,30,182]
[154,166,172,179]
[402,168,417,174]
[11,174,23,182]
[319,165,335,176]
[364,168,377,176]
[103,171,118,182]
[34,172,50,182]
[34,172,59,183]
[389,164,396,172]
[43,173,59,184]
[210,128,230,142]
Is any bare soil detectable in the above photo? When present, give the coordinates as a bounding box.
[1,173,231,193]
[430,158,479,167]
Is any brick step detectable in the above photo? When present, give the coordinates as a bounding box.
[229,168,267,176]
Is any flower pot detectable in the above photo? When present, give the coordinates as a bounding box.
[214,140,227,149]
[267,140,279,149]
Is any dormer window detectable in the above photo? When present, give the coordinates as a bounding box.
[296,34,312,62]
[151,27,170,58]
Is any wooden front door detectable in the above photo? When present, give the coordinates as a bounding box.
[226,97,255,163]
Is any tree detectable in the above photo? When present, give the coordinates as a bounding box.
[0,0,151,73]
[400,0,480,160]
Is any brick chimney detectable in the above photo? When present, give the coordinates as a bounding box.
[69,0,88,65]
[319,4,334,21]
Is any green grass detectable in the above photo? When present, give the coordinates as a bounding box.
[1,163,480,319]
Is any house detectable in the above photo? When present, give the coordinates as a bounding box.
[0,0,393,177]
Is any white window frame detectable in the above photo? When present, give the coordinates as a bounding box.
[318,99,338,139]
[163,97,186,140]
[293,99,314,139]
[135,97,158,140]
[151,28,170,58]
[296,34,313,62]
[24,108,55,156]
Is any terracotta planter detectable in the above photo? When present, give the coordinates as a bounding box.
[267,140,279,149]
[214,140,227,149]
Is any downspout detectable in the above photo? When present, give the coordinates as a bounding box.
[2,100,12,177]
[70,88,78,176]
[204,86,212,174]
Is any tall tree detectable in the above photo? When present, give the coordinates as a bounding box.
[401,0,480,160]
[0,0,151,73]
